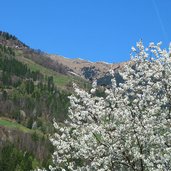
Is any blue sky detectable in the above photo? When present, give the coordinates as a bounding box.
[0,0,171,63]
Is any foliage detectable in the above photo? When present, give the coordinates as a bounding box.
[0,45,70,130]
[0,118,45,137]
[32,131,39,142]
[0,144,38,171]
[0,32,91,170]
[0,45,42,88]
[0,31,18,41]
[41,41,171,171]
[0,31,28,47]
[0,118,33,133]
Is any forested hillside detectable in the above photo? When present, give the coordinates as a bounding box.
[0,31,91,170]
[0,31,127,170]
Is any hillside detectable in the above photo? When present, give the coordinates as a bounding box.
[0,32,72,170]
[0,31,126,86]
[0,31,126,170]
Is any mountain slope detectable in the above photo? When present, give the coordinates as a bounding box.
[0,31,90,90]
[49,54,126,82]
[0,31,126,86]
[0,31,127,170]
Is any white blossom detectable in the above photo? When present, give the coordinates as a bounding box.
[37,41,171,171]
[131,46,136,52]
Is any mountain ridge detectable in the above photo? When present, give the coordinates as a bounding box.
[0,31,127,84]
[0,31,127,170]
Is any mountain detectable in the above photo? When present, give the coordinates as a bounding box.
[0,31,73,170]
[0,31,127,170]
[0,31,126,86]
[49,54,127,85]
[49,54,122,78]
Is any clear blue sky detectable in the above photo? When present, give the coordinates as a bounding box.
[0,0,171,63]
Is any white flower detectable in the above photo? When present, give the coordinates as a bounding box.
[131,46,136,52]
[90,88,96,94]
[37,41,171,171]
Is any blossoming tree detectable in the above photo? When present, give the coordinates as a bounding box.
[38,41,171,171]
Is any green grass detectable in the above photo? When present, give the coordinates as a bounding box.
[15,53,71,86]
[0,117,44,136]
[15,50,90,89]
[0,118,31,133]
